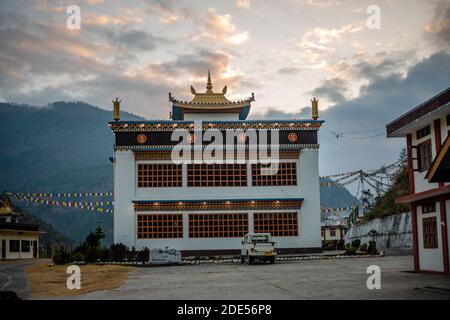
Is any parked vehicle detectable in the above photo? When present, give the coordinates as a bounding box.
[240,233,277,264]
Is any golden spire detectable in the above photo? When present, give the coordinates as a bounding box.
[311,97,319,120]
[206,70,213,93]
[113,97,121,121]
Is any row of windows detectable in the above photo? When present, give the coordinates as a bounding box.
[187,164,247,187]
[138,164,182,188]
[8,240,31,253]
[137,212,299,239]
[189,213,248,238]
[252,163,297,186]
[137,163,298,188]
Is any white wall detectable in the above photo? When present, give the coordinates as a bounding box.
[114,150,136,247]
[411,114,449,193]
[114,148,322,251]
[417,203,444,272]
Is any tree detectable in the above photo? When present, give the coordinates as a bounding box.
[363,149,410,221]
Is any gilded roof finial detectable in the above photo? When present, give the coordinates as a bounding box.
[311,97,319,120]
[206,70,213,93]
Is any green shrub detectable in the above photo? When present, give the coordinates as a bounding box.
[84,247,99,262]
[110,243,128,262]
[53,248,71,265]
[70,252,85,263]
[359,243,368,252]
[98,247,111,262]
[344,246,357,255]
[137,247,150,264]
[368,241,378,254]
[351,239,361,249]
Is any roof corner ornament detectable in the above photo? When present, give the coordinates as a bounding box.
[222,85,227,94]
[251,92,255,102]
[311,97,319,120]
[190,86,196,95]
[112,97,121,121]
[168,92,174,102]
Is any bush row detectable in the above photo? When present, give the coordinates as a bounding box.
[53,243,150,265]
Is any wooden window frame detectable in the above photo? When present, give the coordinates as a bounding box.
[188,213,248,238]
[21,240,31,252]
[9,240,20,252]
[137,163,182,188]
[253,212,299,237]
[422,202,436,214]
[422,216,438,249]
[329,228,336,237]
[416,125,431,140]
[187,163,247,187]
[417,139,432,172]
[252,162,297,187]
[137,214,183,239]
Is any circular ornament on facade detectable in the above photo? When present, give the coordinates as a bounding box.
[238,133,247,143]
[288,132,298,143]
[137,134,147,144]
[187,134,196,143]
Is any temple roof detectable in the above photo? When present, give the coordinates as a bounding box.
[169,71,255,108]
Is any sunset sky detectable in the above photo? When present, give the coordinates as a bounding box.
[1,0,449,179]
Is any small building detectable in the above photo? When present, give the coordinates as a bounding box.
[321,223,347,249]
[0,194,42,260]
[109,72,324,256]
[386,87,450,274]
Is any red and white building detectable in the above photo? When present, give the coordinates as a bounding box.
[387,87,450,274]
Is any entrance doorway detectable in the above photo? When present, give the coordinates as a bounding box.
[33,241,38,258]
[1,239,5,259]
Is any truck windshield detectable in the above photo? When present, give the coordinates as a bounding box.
[250,235,269,242]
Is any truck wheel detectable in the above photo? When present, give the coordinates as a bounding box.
[248,255,253,265]
[270,257,275,264]
[240,256,245,264]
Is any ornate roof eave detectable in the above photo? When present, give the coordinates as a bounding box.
[169,93,255,109]
[108,119,324,132]
[114,144,320,151]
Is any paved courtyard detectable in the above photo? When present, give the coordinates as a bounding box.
[74,255,450,300]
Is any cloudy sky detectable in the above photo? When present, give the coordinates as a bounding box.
[0,0,449,182]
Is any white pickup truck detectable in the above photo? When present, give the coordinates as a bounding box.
[240,233,277,264]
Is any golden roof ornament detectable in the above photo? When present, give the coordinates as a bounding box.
[311,97,319,120]
[113,97,121,121]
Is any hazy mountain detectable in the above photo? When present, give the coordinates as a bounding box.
[0,101,357,245]
[0,101,143,245]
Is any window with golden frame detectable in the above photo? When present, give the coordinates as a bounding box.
[253,212,298,236]
[422,216,438,249]
[137,214,183,239]
[188,213,248,238]
[137,163,182,188]
[252,162,297,186]
[187,163,247,187]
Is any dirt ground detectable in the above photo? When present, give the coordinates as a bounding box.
[25,261,135,299]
